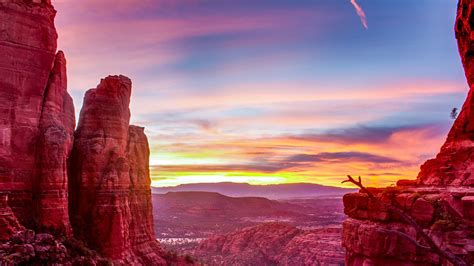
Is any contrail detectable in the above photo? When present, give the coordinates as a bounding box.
[350,0,368,29]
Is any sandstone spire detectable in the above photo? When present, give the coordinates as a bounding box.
[69,76,166,264]
[35,51,75,236]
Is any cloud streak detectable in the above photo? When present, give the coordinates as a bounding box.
[350,0,368,29]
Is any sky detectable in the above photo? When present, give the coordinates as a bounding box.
[54,0,467,188]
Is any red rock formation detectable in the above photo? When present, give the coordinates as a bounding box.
[0,0,74,236]
[0,0,58,227]
[417,0,474,186]
[343,187,474,265]
[0,1,177,265]
[127,126,166,264]
[35,51,75,236]
[195,223,345,265]
[343,3,474,265]
[69,76,166,264]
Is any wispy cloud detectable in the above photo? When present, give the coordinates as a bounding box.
[349,0,368,29]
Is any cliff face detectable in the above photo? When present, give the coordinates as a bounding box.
[417,0,474,187]
[342,1,474,264]
[0,1,170,265]
[0,0,60,228]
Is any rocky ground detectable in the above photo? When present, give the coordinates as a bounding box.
[194,223,344,265]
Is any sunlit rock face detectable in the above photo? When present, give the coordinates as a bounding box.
[342,1,474,265]
[69,76,166,264]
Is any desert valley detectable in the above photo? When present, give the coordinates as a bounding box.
[152,183,353,264]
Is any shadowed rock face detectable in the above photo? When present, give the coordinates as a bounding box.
[0,194,24,242]
[69,76,166,264]
[342,1,474,265]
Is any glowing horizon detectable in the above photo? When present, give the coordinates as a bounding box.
[54,0,466,188]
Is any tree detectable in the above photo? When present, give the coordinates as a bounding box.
[451,107,458,120]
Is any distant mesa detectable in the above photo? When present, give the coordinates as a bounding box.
[153,182,356,199]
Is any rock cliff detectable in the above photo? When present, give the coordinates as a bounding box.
[0,0,174,265]
[417,0,474,187]
[342,1,474,264]
[0,0,59,228]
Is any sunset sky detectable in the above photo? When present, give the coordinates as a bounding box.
[54,0,466,188]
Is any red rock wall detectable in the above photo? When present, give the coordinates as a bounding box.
[0,0,72,230]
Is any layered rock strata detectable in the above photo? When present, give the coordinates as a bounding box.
[34,51,75,236]
[0,0,59,228]
[342,1,474,264]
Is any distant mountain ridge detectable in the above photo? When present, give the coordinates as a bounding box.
[152,182,355,199]
[153,191,299,217]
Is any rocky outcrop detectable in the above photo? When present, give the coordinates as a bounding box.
[69,76,167,264]
[0,229,109,265]
[0,1,176,265]
[343,187,474,265]
[342,1,474,264]
[0,194,24,242]
[195,223,345,265]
